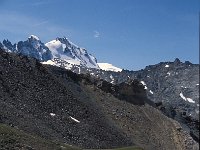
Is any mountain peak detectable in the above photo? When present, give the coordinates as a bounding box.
[0,35,99,69]
[45,36,99,68]
[174,58,181,65]
[28,35,40,41]
[56,37,79,49]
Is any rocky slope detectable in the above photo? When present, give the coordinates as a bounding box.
[0,48,132,149]
[0,48,199,150]
[72,58,199,142]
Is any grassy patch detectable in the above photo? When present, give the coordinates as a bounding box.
[110,147,143,150]
[0,124,142,150]
[0,123,80,150]
[86,146,143,150]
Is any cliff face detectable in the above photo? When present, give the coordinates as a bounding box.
[0,48,199,150]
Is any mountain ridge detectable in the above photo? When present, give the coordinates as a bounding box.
[0,35,100,69]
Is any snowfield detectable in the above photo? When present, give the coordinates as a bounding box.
[98,63,122,72]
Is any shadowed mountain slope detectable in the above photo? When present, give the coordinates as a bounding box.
[0,48,198,150]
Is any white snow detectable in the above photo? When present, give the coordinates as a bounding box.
[180,92,187,101]
[45,38,99,69]
[140,81,148,89]
[179,92,195,103]
[180,86,187,89]
[69,116,80,123]
[50,113,56,117]
[110,74,114,80]
[97,63,122,72]
[78,67,80,74]
[149,90,154,94]
[45,40,78,64]
[167,72,171,76]
[65,64,73,70]
[29,35,40,40]
[187,98,195,103]
[147,75,150,78]
[110,75,115,84]
[140,81,146,85]
[196,84,199,86]
[165,64,169,68]
[41,60,56,66]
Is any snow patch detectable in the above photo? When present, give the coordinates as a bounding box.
[149,90,154,94]
[110,74,115,84]
[196,84,199,86]
[50,113,56,117]
[165,65,169,68]
[98,63,122,72]
[181,86,187,89]
[69,116,80,123]
[41,60,56,66]
[110,74,114,80]
[29,35,40,40]
[179,92,195,103]
[167,72,171,76]
[187,98,195,103]
[140,81,148,89]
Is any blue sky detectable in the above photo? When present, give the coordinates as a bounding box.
[0,0,199,70]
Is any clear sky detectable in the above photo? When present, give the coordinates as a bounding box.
[0,0,199,70]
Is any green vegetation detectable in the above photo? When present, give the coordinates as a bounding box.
[0,124,143,150]
[86,146,143,150]
[109,147,143,150]
[0,123,80,150]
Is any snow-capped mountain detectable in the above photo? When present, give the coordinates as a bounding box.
[0,35,52,61]
[97,63,122,72]
[0,39,17,52]
[45,37,99,69]
[18,35,52,61]
[0,35,99,69]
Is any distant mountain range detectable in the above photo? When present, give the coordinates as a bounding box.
[0,35,122,72]
[0,35,199,145]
